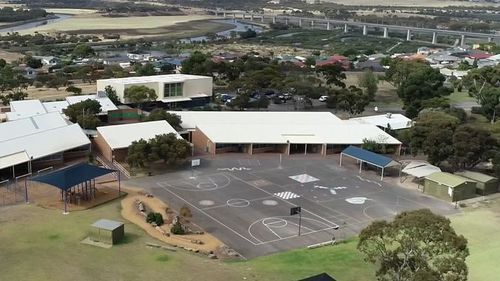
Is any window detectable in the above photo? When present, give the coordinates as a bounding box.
[165,83,183,97]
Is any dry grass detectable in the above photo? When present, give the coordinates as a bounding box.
[0,49,24,63]
[26,83,97,101]
[321,0,492,7]
[18,14,215,34]
[44,8,98,15]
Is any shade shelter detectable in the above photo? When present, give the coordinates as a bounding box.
[400,161,442,188]
[339,146,401,180]
[30,163,119,214]
[455,171,498,196]
[90,219,124,245]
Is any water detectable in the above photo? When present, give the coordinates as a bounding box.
[180,19,264,43]
[0,14,72,34]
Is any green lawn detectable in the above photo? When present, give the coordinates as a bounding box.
[242,239,375,281]
[451,199,500,281]
[448,91,476,104]
[1,196,499,281]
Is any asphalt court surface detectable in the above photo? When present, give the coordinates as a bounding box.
[131,155,458,258]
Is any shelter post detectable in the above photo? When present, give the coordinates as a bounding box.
[381,167,384,181]
[339,153,342,166]
[118,171,121,195]
[359,161,362,173]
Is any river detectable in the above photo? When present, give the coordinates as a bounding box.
[0,14,72,34]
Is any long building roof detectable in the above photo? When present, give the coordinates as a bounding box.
[0,114,90,169]
[173,111,401,145]
[97,120,181,150]
[97,74,211,84]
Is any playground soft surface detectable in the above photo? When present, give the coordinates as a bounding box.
[0,196,498,281]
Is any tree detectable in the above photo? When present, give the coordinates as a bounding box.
[26,57,42,69]
[397,65,452,118]
[66,85,82,95]
[330,86,370,116]
[181,51,214,76]
[148,133,191,165]
[408,111,459,165]
[358,69,379,100]
[228,93,250,110]
[104,85,120,104]
[239,29,257,39]
[449,125,497,170]
[76,114,100,130]
[316,63,347,88]
[63,99,101,123]
[127,139,150,168]
[462,65,500,122]
[145,109,182,130]
[385,59,429,88]
[134,63,156,76]
[0,64,29,105]
[358,209,469,281]
[305,56,317,67]
[124,85,157,107]
[72,43,94,58]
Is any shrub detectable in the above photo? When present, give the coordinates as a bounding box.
[170,221,185,235]
[180,205,192,220]
[146,212,164,226]
[471,106,484,115]
[33,81,44,88]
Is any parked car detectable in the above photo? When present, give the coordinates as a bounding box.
[279,93,293,100]
[319,95,329,102]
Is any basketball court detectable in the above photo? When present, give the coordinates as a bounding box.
[129,155,457,258]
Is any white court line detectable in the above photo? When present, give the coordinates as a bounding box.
[158,173,232,191]
[157,182,259,252]
[255,226,337,245]
[229,173,340,229]
[200,195,273,210]
[264,224,283,239]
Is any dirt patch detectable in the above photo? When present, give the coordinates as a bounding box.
[1,176,122,210]
[0,49,24,63]
[121,190,225,256]
[27,82,97,101]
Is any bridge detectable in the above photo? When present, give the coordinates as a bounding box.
[209,10,500,46]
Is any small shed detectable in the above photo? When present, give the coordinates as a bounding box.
[455,171,498,196]
[299,273,337,281]
[424,172,477,202]
[90,219,124,245]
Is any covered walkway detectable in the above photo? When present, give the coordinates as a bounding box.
[339,146,401,180]
[30,163,119,214]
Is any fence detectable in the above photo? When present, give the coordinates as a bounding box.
[0,167,53,207]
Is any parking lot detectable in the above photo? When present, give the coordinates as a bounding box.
[129,155,457,259]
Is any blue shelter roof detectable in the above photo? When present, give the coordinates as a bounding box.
[341,146,399,168]
[30,163,115,191]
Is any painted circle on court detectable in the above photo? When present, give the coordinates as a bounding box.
[263,217,288,228]
[198,200,215,206]
[197,182,218,189]
[227,198,250,208]
[262,199,278,206]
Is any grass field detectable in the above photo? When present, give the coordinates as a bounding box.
[451,198,500,281]
[448,90,476,104]
[1,193,499,280]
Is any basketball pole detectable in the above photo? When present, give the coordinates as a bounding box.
[298,210,302,236]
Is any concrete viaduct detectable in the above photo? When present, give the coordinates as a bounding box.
[211,10,500,46]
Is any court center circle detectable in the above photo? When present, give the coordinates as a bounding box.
[198,200,215,206]
[262,217,288,228]
[197,182,218,189]
[227,198,250,208]
[262,199,278,206]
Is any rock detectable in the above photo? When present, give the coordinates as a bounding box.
[208,254,218,259]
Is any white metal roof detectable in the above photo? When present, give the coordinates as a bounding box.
[43,101,70,113]
[173,111,400,145]
[402,161,442,178]
[66,95,118,113]
[0,112,68,142]
[175,111,342,129]
[0,124,90,164]
[0,151,30,170]
[7,100,47,120]
[97,121,181,150]
[98,74,210,84]
[350,113,413,130]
